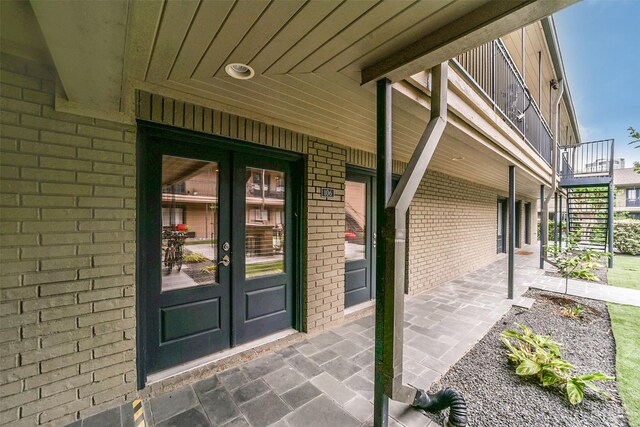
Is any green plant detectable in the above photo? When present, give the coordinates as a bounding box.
[183,252,209,263]
[614,210,630,220]
[561,304,585,319]
[608,257,640,426]
[200,265,216,274]
[536,219,564,241]
[500,323,614,404]
[545,229,610,283]
[614,219,640,256]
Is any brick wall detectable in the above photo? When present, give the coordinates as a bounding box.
[407,170,500,295]
[304,140,346,331]
[0,62,542,424]
[0,53,137,426]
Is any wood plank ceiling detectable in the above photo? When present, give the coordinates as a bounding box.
[25,0,574,196]
[135,0,558,196]
[143,0,470,154]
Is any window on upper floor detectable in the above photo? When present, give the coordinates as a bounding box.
[626,187,640,207]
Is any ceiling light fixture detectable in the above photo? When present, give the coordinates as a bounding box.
[451,157,465,161]
[225,63,255,80]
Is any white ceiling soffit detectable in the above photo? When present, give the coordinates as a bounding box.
[29,0,129,113]
[0,0,51,64]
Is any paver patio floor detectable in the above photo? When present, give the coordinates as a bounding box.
[74,248,640,427]
[132,248,545,427]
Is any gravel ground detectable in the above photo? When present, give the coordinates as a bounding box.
[425,289,629,427]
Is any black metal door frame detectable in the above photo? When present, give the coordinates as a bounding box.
[136,122,303,388]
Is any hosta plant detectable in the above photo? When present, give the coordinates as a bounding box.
[500,323,614,404]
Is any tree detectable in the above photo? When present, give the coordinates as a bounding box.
[629,127,640,173]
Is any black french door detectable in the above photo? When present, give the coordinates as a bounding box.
[515,200,522,248]
[232,155,295,345]
[138,126,298,378]
[344,170,376,308]
[525,202,532,244]
[497,198,507,253]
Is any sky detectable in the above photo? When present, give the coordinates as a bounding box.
[554,0,640,166]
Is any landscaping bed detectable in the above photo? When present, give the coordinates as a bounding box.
[544,264,609,284]
[425,289,629,426]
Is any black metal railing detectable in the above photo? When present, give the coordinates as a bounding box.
[162,181,217,197]
[453,39,553,165]
[626,199,640,208]
[559,139,615,178]
[247,187,285,200]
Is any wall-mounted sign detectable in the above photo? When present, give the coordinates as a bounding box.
[321,188,335,198]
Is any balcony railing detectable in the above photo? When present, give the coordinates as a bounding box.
[247,186,285,200]
[559,139,615,179]
[453,39,554,165]
[627,199,640,208]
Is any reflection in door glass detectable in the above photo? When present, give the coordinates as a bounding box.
[161,156,218,292]
[245,167,285,278]
[345,181,366,261]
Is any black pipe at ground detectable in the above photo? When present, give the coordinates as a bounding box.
[412,388,468,427]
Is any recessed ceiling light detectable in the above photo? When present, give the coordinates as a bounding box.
[451,157,465,161]
[225,63,255,80]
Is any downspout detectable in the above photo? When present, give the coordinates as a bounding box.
[542,79,564,252]
[378,62,467,427]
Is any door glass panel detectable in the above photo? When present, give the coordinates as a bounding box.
[245,167,285,278]
[497,201,504,238]
[345,181,366,261]
[161,156,219,291]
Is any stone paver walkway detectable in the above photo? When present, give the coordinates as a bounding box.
[531,274,640,307]
[130,248,545,427]
[66,248,640,427]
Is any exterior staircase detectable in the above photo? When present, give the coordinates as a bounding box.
[566,186,611,251]
[558,139,614,265]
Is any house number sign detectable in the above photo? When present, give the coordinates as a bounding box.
[321,188,335,198]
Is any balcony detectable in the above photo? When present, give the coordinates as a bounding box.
[559,139,615,187]
[452,39,554,166]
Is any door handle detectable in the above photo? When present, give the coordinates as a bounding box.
[373,233,376,248]
[218,255,230,267]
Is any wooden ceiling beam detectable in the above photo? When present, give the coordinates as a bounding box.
[361,0,578,84]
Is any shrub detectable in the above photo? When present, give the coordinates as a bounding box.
[614,220,640,255]
[545,229,609,282]
[500,323,614,404]
[183,253,208,263]
[200,265,216,274]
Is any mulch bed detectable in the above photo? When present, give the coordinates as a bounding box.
[424,289,629,427]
